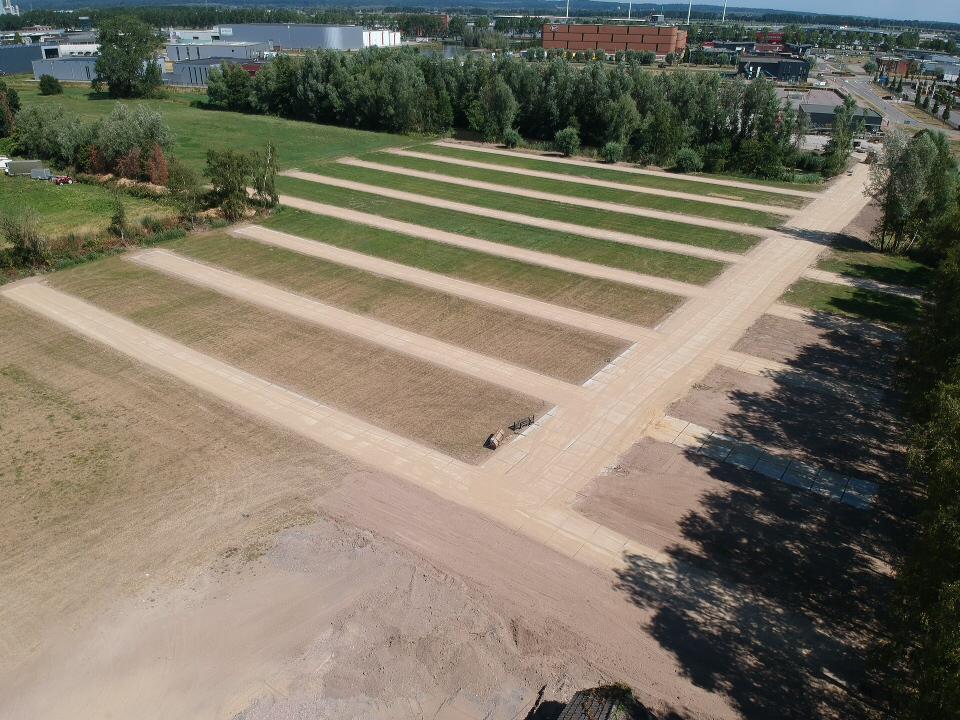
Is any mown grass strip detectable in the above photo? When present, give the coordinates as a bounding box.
[407,145,814,208]
[275,176,725,285]
[283,165,757,254]
[263,208,682,326]
[366,152,785,228]
[781,278,921,327]
[816,247,933,289]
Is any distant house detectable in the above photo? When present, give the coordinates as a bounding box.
[738,56,810,83]
[799,103,883,134]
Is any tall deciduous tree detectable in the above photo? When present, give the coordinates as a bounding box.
[821,96,859,177]
[94,15,164,98]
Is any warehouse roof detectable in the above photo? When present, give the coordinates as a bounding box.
[799,103,882,118]
[741,55,806,64]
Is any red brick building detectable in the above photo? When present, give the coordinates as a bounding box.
[542,23,688,57]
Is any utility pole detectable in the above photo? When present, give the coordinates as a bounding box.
[566,0,571,20]
[721,0,727,23]
[686,0,692,26]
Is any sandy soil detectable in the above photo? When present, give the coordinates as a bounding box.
[667,365,907,483]
[733,313,901,392]
[48,259,547,463]
[174,232,628,385]
[838,202,882,244]
[575,438,897,720]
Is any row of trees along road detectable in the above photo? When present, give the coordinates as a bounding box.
[207,48,830,181]
[868,127,960,718]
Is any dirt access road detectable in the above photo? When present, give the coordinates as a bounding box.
[0,158,873,719]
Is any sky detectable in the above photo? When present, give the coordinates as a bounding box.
[714,0,956,23]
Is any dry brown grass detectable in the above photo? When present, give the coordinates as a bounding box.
[0,299,355,667]
[48,258,547,463]
[171,232,628,384]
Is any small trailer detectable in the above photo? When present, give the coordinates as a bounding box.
[5,159,43,176]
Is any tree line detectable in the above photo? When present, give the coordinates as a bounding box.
[861,128,960,718]
[208,47,834,181]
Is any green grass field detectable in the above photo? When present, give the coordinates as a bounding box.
[281,165,759,253]
[263,208,682,325]
[816,247,933,289]
[274,176,725,285]
[0,175,175,236]
[781,278,921,326]
[8,79,406,171]
[406,144,811,210]
[355,152,787,228]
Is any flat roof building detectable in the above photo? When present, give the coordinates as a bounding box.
[799,103,883,133]
[165,41,270,62]
[31,56,98,83]
[167,57,265,87]
[738,56,810,83]
[205,24,400,51]
[542,23,687,57]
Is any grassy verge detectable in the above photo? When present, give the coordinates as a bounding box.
[263,208,682,326]
[282,166,758,253]
[360,151,787,228]
[0,175,175,236]
[274,176,724,284]
[403,144,810,210]
[10,80,406,172]
[816,247,934,289]
[781,278,921,326]
[693,169,825,191]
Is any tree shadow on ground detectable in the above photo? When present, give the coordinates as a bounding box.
[615,312,916,719]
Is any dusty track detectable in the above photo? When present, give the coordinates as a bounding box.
[339,157,771,237]
[387,148,796,216]
[434,140,822,198]
[281,170,747,263]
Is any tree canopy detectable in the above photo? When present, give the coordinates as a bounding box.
[94,15,165,99]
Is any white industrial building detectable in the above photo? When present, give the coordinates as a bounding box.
[167,24,400,51]
[0,0,19,17]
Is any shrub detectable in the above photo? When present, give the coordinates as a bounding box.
[109,195,128,240]
[146,143,169,186]
[554,126,580,157]
[673,147,703,173]
[503,128,521,148]
[38,74,63,96]
[600,141,624,163]
[0,212,50,268]
[115,147,141,180]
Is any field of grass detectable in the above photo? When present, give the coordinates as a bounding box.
[358,152,787,228]
[170,231,627,383]
[403,145,810,210]
[282,166,759,253]
[274,176,724,284]
[8,79,406,171]
[263,208,682,325]
[781,278,921,326]
[816,247,933,288]
[0,175,175,236]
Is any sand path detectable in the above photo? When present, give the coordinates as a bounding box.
[433,140,822,199]
[387,147,796,216]
[232,224,661,343]
[271,195,705,297]
[130,249,585,406]
[281,170,748,263]
[339,157,771,237]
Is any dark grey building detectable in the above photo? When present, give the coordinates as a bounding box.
[0,44,43,74]
[799,103,883,133]
[31,56,98,82]
[738,56,809,83]
[167,57,262,87]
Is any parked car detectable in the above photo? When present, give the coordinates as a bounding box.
[0,156,9,173]
[54,175,74,186]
